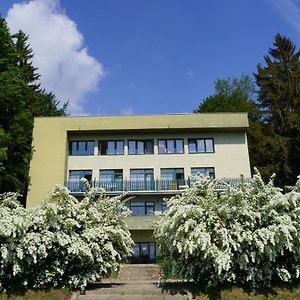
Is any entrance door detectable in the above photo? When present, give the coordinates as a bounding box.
[130,242,156,264]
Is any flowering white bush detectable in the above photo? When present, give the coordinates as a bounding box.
[155,171,300,288]
[0,180,133,292]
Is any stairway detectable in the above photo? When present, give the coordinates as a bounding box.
[73,264,191,300]
[117,263,161,281]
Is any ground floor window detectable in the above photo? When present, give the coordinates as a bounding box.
[130,201,155,215]
[130,242,156,263]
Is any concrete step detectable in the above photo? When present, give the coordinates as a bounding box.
[117,264,161,281]
[78,295,189,300]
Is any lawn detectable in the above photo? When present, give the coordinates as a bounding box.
[0,290,71,300]
[162,281,300,300]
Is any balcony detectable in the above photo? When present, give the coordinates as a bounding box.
[65,178,252,194]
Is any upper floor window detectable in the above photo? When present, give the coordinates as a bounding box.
[99,140,124,155]
[161,168,184,181]
[130,201,155,215]
[69,141,94,156]
[128,140,154,155]
[99,169,123,191]
[130,169,154,191]
[191,167,215,180]
[69,170,92,182]
[68,170,92,192]
[158,139,184,154]
[188,138,214,153]
[130,169,154,181]
[99,169,123,182]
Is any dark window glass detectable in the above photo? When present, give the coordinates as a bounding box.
[130,201,155,215]
[188,138,214,153]
[69,141,94,155]
[191,167,215,179]
[158,139,184,154]
[69,170,92,182]
[130,169,154,181]
[162,201,168,213]
[128,140,154,155]
[161,168,184,181]
[99,169,123,181]
[99,140,124,155]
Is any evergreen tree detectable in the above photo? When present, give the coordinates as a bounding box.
[0,17,67,205]
[254,34,300,186]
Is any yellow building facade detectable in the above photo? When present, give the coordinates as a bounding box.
[27,113,251,263]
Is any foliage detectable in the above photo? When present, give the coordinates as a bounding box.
[194,34,300,187]
[194,75,258,119]
[254,33,300,187]
[155,172,300,289]
[0,180,133,292]
[0,17,68,202]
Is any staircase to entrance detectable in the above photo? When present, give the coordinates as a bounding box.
[73,264,191,300]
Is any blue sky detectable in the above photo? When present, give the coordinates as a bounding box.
[1,0,300,115]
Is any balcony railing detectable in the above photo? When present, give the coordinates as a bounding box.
[65,178,252,193]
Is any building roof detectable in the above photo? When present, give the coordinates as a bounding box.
[34,113,249,133]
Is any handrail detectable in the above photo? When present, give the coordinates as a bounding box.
[65,178,252,193]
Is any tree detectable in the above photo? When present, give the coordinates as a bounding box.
[194,75,264,180]
[0,17,68,204]
[155,173,300,289]
[194,75,257,119]
[254,33,300,187]
[0,181,133,292]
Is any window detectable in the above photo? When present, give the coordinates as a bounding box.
[69,141,94,155]
[130,169,154,181]
[188,138,214,153]
[99,169,123,181]
[68,170,92,192]
[161,200,168,213]
[160,168,185,190]
[161,168,184,181]
[191,167,215,180]
[99,169,123,191]
[158,139,184,154]
[128,140,154,155]
[129,169,154,190]
[131,242,156,263]
[130,201,155,215]
[69,170,92,182]
[99,140,124,155]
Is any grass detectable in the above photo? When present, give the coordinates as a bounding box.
[195,286,300,300]
[0,289,72,300]
[161,280,300,300]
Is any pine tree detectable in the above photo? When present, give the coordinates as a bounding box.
[254,34,300,186]
[0,17,67,205]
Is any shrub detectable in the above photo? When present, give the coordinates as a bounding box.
[0,180,133,292]
[155,171,300,288]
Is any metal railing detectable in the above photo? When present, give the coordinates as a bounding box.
[65,178,252,193]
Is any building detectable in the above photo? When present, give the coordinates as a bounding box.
[27,113,251,263]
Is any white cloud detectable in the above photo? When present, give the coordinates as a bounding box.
[121,106,134,115]
[6,0,104,114]
[267,0,300,34]
[185,70,195,79]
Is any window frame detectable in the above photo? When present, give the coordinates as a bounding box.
[158,139,184,154]
[128,140,154,155]
[130,201,155,215]
[188,138,215,154]
[99,140,124,155]
[99,169,123,181]
[69,141,94,156]
[191,167,215,179]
